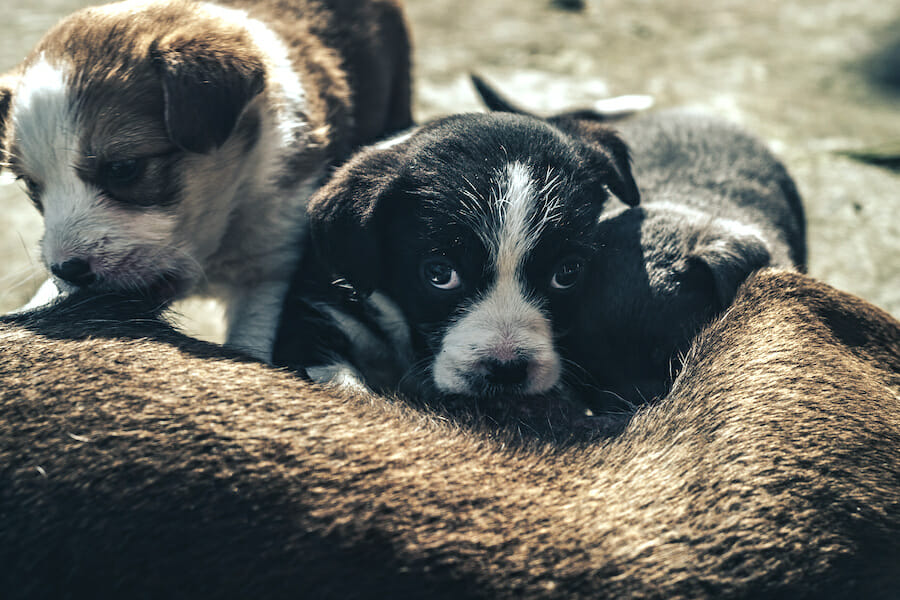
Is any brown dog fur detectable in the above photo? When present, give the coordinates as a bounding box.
[1,270,898,598]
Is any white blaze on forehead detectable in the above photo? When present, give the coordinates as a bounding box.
[11,57,78,187]
[431,161,562,396]
[493,161,539,279]
[481,161,564,279]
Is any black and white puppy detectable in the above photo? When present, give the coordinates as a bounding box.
[285,108,804,412]
[284,111,641,399]
[473,82,805,404]
[0,0,411,360]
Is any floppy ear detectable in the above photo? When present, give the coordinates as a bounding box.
[678,226,772,312]
[151,35,265,154]
[470,77,639,206]
[0,73,16,170]
[307,147,404,297]
[551,115,640,207]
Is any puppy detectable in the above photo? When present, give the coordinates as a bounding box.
[469,81,806,404]
[566,110,807,405]
[286,110,640,400]
[0,0,412,360]
[288,99,805,409]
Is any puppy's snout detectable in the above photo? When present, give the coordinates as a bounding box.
[51,258,96,287]
[482,358,530,387]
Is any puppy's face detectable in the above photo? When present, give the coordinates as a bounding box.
[310,113,640,398]
[0,0,266,299]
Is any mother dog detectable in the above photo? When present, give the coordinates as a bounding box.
[1,270,898,598]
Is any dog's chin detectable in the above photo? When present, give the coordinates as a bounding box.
[433,372,561,401]
[60,273,193,305]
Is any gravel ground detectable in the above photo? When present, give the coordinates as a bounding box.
[1,0,897,342]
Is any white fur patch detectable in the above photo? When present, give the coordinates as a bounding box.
[432,161,561,395]
[374,127,419,150]
[307,362,371,393]
[16,278,60,312]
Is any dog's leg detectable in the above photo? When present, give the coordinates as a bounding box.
[224,279,291,362]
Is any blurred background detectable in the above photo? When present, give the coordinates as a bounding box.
[1,0,897,342]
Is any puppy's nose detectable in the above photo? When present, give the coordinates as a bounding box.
[51,258,96,287]
[483,358,529,387]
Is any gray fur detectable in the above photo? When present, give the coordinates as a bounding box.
[615,109,806,270]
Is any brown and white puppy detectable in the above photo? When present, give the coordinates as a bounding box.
[2,270,899,598]
[0,0,412,360]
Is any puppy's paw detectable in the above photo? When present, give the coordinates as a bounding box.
[307,362,372,394]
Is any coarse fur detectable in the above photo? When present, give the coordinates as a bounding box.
[0,0,412,360]
[1,270,899,598]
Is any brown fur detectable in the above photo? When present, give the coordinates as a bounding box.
[0,0,413,360]
[1,270,898,598]
[0,0,412,167]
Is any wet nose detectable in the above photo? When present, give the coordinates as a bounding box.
[51,258,96,287]
[483,358,530,387]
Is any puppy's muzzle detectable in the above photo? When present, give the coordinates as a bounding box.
[51,258,96,288]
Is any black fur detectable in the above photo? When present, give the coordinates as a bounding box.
[282,107,805,410]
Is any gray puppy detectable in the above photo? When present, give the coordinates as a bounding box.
[566,110,807,406]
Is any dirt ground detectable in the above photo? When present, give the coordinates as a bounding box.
[1,0,897,341]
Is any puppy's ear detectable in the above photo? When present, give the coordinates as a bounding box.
[308,148,404,297]
[678,227,772,312]
[0,73,17,170]
[470,74,535,115]
[552,115,640,207]
[151,34,265,154]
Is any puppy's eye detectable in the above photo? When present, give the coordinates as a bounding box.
[100,158,145,187]
[550,257,584,290]
[421,258,461,291]
[15,175,43,211]
[15,175,39,194]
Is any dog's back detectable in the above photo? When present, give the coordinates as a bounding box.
[226,0,413,155]
[1,271,898,598]
[616,110,806,269]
